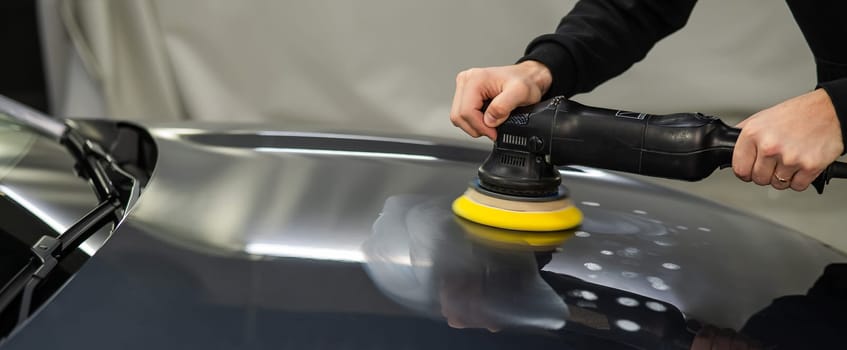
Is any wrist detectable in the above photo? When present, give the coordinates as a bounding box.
[517,60,553,96]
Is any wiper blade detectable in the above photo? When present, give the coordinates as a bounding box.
[0,96,142,340]
[0,198,122,326]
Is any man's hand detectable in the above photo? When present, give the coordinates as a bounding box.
[733,89,844,191]
[450,61,553,140]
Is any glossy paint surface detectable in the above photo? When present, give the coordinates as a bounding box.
[4,125,845,349]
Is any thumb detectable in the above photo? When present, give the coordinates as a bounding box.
[483,90,530,128]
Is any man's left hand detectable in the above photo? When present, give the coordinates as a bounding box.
[733,89,844,191]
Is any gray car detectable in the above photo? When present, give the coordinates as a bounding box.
[0,96,844,349]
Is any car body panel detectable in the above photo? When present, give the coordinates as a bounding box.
[3,124,845,349]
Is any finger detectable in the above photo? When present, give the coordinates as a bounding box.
[458,83,498,139]
[790,168,822,191]
[451,70,493,139]
[449,87,481,137]
[732,134,756,182]
[770,164,799,190]
[450,72,473,134]
[452,117,481,138]
[483,84,531,128]
[470,117,497,140]
[751,152,777,186]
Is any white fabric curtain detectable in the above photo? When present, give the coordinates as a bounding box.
[58,0,814,139]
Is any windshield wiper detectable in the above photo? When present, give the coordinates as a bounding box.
[0,198,121,323]
[0,96,139,332]
[0,129,134,327]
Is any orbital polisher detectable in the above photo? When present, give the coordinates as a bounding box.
[453,96,847,232]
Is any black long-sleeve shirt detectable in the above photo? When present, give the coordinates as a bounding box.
[518,0,847,149]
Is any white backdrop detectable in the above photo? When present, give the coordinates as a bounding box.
[44,0,815,141]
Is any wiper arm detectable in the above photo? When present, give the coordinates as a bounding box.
[0,198,122,326]
[0,128,138,327]
[62,129,139,214]
[0,96,139,331]
[0,94,66,140]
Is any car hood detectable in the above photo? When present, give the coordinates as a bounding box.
[5,123,845,349]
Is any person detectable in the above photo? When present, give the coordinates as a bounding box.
[450,0,846,192]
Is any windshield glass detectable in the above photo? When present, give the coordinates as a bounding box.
[0,114,37,183]
[0,113,100,226]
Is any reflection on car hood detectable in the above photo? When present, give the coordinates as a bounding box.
[5,124,845,349]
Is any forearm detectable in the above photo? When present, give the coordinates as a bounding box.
[518,0,697,98]
[786,0,847,153]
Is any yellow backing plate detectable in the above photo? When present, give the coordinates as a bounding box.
[451,193,583,232]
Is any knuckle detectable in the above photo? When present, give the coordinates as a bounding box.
[450,117,460,127]
[798,160,821,173]
[740,127,760,139]
[485,104,507,118]
[456,69,473,83]
[758,142,780,157]
[780,155,799,167]
[465,67,483,78]
[733,168,751,182]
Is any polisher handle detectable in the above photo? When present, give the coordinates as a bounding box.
[710,126,847,194]
[538,99,846,194]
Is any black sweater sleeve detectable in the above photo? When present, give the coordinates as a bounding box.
[786,0,847,152]
[517,0,697,99]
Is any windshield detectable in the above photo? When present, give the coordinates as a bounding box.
[0,113,101,230]
[0,114,36,182]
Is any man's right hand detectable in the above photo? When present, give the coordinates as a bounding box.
[450,60,553,140]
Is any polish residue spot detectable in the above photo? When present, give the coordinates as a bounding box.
[662,263,681,270]
[698,227,711,232]
[645,301,667,312]
[580,290,598,301]
[620,247,640,257]
[601,250,614,256]
[651,283,670,291]
[647,276,671,291]
[615,319,641,332]
[575,231,591,238]
[581,201,600,207]
[584,262,603,271]
[646,276,664,285]
[653,239,676,247]
[632,210,647,215]
[616,297,639,307]
[621,271,638,278]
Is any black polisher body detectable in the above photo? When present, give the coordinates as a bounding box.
[478,97,742,197]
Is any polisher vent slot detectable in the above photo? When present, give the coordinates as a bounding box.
[504,113,530,125]
[500,154,526,167]
[502,134,527,146]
